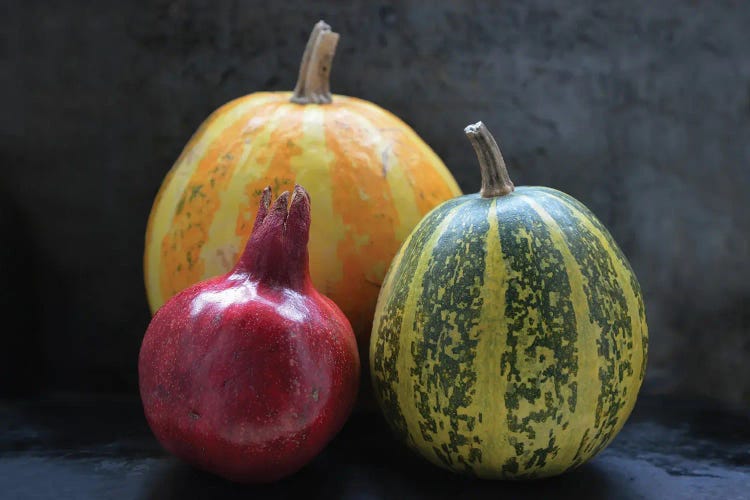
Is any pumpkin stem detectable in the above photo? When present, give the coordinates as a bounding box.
[291,20,339,105]
[465,122,514,198]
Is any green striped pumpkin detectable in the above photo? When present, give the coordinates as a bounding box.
[369,122,648,479]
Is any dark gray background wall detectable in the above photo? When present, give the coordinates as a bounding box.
[2,1,748,406]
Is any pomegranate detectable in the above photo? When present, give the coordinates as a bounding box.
[138,185,360,483]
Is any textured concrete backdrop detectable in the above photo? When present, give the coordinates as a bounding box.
[2,1,749,406]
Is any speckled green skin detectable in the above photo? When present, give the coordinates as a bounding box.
[370,187,648,479]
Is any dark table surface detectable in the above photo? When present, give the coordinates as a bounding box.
[1,394,749,499]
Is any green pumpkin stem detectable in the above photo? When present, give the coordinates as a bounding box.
[465,122,515,197]
[291,21,339,105]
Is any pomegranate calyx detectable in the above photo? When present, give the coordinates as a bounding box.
[234,185,312,292]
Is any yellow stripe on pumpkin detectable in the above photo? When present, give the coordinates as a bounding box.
[538,191,647,447]
[145,93,279,310]
[200,103,295,278]
[157,97,285,303]
[519,195,602,472]
[281,103,344,300]
[472,199,511,475]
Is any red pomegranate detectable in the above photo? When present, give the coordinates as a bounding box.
[138,185,360,483]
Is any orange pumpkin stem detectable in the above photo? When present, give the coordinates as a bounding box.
[465,122,515,198]
[291,21,339,105]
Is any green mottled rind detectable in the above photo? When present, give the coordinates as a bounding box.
[411,199,489,472]
[538,188,650,385]
[533,190,632,461]
[370,186,648,479]
[495,196,579,475]
[371,197,467,444]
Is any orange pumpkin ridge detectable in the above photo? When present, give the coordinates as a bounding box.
[158,99,285,300]
[342,97,459,214]
[324,106,402,345]
[233,104,305,241]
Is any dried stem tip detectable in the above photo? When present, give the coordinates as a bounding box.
[291,20,340,105]
[465,121,514,198]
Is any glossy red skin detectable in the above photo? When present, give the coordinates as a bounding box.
[139,186,359,483]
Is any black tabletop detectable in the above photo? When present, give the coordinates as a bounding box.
[1,394,748,499]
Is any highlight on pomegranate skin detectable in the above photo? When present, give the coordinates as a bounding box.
[138,185,360,483]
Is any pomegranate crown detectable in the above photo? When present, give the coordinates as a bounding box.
[234,185,312,291]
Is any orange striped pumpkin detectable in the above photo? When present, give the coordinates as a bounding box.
[144,21,461,365]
